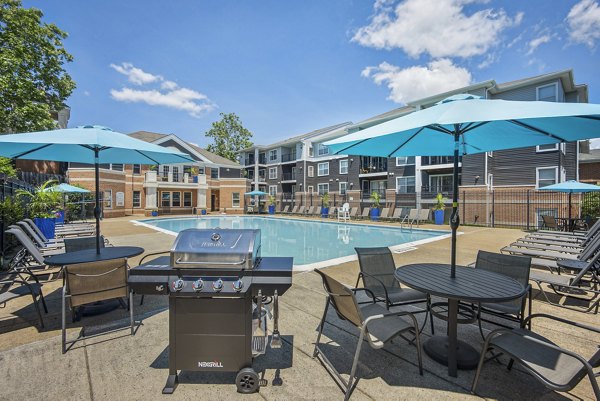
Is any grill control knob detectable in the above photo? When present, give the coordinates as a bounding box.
[192,279,204,292]
[212,278,224,292]
[232,279,244,292]
[171,279,185,292]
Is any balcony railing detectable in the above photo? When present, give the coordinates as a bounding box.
[421,185,454,194]
[146,171,206,185]
[361,189,387,200]
[281,153,297,163]
[360,157,388,174]
[421,156,459,166]
[244,157,255,166]
[281,172,296,181]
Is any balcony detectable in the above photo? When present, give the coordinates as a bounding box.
[361,189,387,201]
[281,172,296,181]
[421,156,461,166]
[243,156,255,166]
[281,153,297,163]
[144,171,207,186]
[421,184,454,195]
[359,157,388,176]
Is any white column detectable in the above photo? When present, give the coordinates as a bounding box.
[146,187,157,208]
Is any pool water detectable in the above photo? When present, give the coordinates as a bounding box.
[136,216,449,268]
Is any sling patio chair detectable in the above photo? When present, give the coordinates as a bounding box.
[328,206,337,219]
[63,236,107,253]
[5,228,63,280]
[417,209,430,225]
[354,247,433,333]
[379,208,390,220]
[527,217,600,242]
[541,215,563,231]
[349,207,359,219]
[288,205,298,215]
[313,269,423,401]
[472,251,532,339]
[0,267,48,329]
[515,235,589,248]
[313,206,322,216]
[359,208,370,220]
[501,234,600,263]
[296,205,305,215]
[7,226,64,257]
[400,209,418,226]
[280,205,290,214]
[529,250,600,314]
[17,221,64,249]
[471,313,600,400]
[506,240,584,254]
[62,258,136,353]
[305,206,314,216]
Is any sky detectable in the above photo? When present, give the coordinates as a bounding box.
[24,0,600,147]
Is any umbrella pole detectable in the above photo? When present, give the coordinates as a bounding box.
[568,192,572,232]
[450,132,460,278]
[94,148,101,254]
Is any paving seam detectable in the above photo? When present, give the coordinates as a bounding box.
[83,344,95,401]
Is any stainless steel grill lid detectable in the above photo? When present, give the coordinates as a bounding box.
[170,228,261,269]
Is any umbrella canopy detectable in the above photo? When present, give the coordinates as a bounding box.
[0,125,194,253]
[245,190,267,196]
[325,97,600,277]
[538,180,600,193]
[42,183,91,193]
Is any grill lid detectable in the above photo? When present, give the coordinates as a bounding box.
[170,228,261,269]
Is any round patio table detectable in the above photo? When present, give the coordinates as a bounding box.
[45,246,144,316]
[395,263,526,377]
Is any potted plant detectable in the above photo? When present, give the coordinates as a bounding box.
[433,193,446,225]
[370,191,381,221]
[190,166,199,183]
[150,208,159,217]
[321,192,330,217]
[268,195,276,215]
[16,180,61,239]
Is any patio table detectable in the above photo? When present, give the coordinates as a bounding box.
[395,263,526,377]
[555,217,585,232]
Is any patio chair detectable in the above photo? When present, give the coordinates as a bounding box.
[16,221,63,249]
[313,269,423,401]
[541,215,562,231]
[400,209,418,226]
[359,208,370,220]
[6,228,63,280]
[328,206,337,219]
[306,206,314,215]
[528,217,600,241]
[471,313,600,400]
[417,209,430,224]
[349,207,358,219]
[0,268,48,329]
[338,203,350,222]
[507,240,582,254]
[379,208,390,220]
[62,258,135,353]
[313,206,322,216]
[390,208,402,221]
[296,205,305,215]
[354,247,433,333]
[9,224,64,255]
[64,236,107,253]
[473,251,532,339]
[501,234,600,263]
[288,205,298,215]
[280,205,289,214]
[24,218,93,241]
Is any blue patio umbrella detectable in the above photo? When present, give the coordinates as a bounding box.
[42,183,91,193]
[0,125,194,253]
[325,96,600,277]
[244,190,267,196]
[539,180,600,229]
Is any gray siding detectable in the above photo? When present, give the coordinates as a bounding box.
[304,158,352,193]
[461,153,486,185]
[219,167,242,178]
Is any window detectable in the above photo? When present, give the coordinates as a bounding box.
[161,192,171,207]
[396,176,416,193]
[339,182,348,195]
[211,168,218,179]
[307,186,314,194]
[269,149,278,161]
[316,143,329,156]
[317,162,329,176]
[395,157,415,166]
[536,143,559,152]
[133,164,141,175]
[162,165,169,178]
[183,192,192,207]
[429,174,453,192]
[339,159,348,174]
[232,192,240,207]
[308,165,314,177]
[198,167,205,175]
[172,166,179,182]
[104,190,112,209]
[111,163,123,171]
[317,183,329,195]
[537,167,558,188]
[269,185,277,196]
[132,191,141,208]
[269,167,277,179]
[172,192,181,207]
[537,83,557,102]
[308,147,314,157]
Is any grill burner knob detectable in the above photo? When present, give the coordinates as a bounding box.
[212,278,224,292]
[232,279,244,292]
[172,279,185,292]
[192,279,204,292]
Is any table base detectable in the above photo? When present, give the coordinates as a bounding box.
[77,300,122,319]
[423,336,480,370]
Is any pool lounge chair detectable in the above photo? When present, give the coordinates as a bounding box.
[501,234,600,262]
[288,205,298,215]
[359,208,370,220]
[349,207,358,219]
[379,208,390,220]
[5,228,62,280]
[417,209,430,225]
[280,205,289,214]
[15,222,64,250]
[313,206,321,216]
[296,205,305,215]
[313,269,423,401]
[527,218,600,241]
[305,206,314,216]
[472,314,600,399]
[400,209,418,226]
[0,268,48,329]
[506,241,583,254]
[7,226,64,257]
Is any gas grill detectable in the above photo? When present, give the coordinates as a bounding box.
[128,228,293,394]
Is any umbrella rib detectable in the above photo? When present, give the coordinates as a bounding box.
[135,150,161,165]
[576,115,600,121]
[11,143,53,159]
[386,126,426,157]
[507,120,568,142]
[332,138,370,155]
[461,121,489,134]
[429,124,454,135]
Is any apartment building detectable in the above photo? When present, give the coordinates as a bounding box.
[240,70,587,210]
[67,131,247,217]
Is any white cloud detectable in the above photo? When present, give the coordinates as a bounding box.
[110,62,162,85]
[361,59,473,104]
[590,138,600,149]
[110,63,216,118]
[352,0,523,58]
[526,33,552,55]
[566,0,600,48]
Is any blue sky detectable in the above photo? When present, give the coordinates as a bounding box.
[25,0,600,147]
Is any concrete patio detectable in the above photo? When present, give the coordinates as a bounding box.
[0,216,598,400]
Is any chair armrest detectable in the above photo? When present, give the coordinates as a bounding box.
[139,251,170,265]
[363,309,419,328]
[524,313,600,334]
[357,271,390,302]
[351,287,376,303]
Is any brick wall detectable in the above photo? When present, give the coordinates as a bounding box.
[580,162,600,184]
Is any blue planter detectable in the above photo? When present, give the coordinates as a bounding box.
[34,217,56,239]
[370,208,380,221]
[151,211,158,217]
[321,207,329,218]
[434,209,444,225]
[268,205,276,215]
[55,210,65,224]
[201,209,207,215]
[193,176,198,183]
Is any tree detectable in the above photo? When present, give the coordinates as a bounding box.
[0,0,76,133]
[205,112,253,162]
[0,157,17,177]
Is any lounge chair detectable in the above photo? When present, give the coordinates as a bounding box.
[506,240,582,254]
[400,209,418,226]
[379,208,390,220]
[390,208,402,221]
[7,226,64,257]
[62,258,135,353]
[313,269,423,401]
[305,206,314,215]
[288,205,298,215]
[338,202,350,222]
[280,205,289,214]
[472,314,600,399]
[359,208,370,220]
[528,218,600,241]
[349,207,358,219]
[5,228,63,280]
[0,268,48,329]
[313,206,321,216]
[15,222,64,250]
[355,247,432,332]
[328,206,337,219]
[472,251,532,338]
[296,205,305,215]
[501,234,600,262]
[417,209,430,224]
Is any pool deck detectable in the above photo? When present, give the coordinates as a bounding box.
[1,215,598,400]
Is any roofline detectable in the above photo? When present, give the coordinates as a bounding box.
[407,80,496,107]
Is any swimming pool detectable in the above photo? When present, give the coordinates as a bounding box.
[135,216,450,269]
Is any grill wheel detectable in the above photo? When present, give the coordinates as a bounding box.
[236,367,260,394]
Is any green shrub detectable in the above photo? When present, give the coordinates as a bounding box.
[0,196,25,227]
[16,180,62,218]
